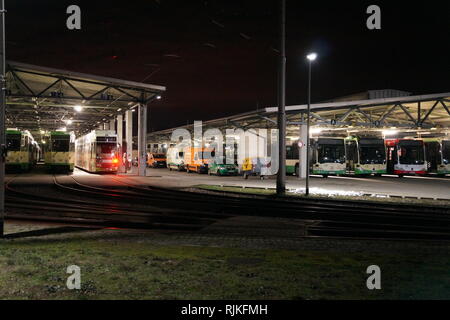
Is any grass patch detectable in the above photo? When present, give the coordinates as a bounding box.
[194,184,450,208]
[1,229,450,299]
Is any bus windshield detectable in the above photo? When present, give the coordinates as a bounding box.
[442,141,450,165]
[359,145,386,164]
[51,139,70,152]
[318,144,345,164]
[398,142,424,165]
[6,135,21,151]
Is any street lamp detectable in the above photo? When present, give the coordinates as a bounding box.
[305,52,317,196]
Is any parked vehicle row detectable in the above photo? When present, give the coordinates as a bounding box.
[155,136,450,178]
[286,136,450,178]
[164,146,239,176]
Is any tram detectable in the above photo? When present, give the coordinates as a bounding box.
[43,131,75,172]
[311,138,346,177]
[75,130,119,173]
[6,129,39,172]
[385,139,426,177]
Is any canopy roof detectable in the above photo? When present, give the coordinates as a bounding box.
[148,92,450,143]
[5,61,166,136]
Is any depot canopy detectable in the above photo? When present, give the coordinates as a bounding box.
[5,61,166,136]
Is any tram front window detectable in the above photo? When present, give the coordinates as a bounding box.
[442,141,450,165]
[98,143,117,155]
[360,145,386,164]
[52,139,70,152]
[398,143,424,165]
[318,145,345,164]
[6,135,21,151]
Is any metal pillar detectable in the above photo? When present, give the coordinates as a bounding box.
[109,119,115,131]
[137,104,147,177]
[116,114,124,172]
[125,110,133,172]
[299,124,308,179]
[276,0,286,195]
[305,60,312,196]
[0,0,6,237]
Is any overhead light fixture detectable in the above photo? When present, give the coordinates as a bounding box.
[74,105,83,112]
[306,53,318,61]
[382,129,398,136]
[65,120,73,125]
[310,127,322,134]
[156,95,162,100]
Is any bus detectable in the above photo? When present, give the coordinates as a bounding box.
[386,139,426,177]
[346,137,387,176]
[423,138,450,176]
[312,138,346,178]
[75,130,119,173]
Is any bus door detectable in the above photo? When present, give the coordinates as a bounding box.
[345,139,358,172]
[424,141,440,173]
[386,145,396,174]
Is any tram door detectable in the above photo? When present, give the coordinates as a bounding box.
[424,141,440,173]
[345,140,358,172]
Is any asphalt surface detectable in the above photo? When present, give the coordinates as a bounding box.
[117,167,450,200]
[7,166,450,200]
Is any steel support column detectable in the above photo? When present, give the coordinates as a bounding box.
[0,0,6,237]
[299,124,308,179]
[117,114,124,172]
[276,0,286,195]
[125,110,133,172]
[109,119,115,131]
[138,104,147,177]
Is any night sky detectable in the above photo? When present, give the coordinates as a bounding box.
[5,0,449,131]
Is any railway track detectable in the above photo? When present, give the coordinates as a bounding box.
[4,174,450,241]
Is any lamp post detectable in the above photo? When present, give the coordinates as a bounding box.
[276,0,286,195]
[0,0,6,237]
[305,53,317,196]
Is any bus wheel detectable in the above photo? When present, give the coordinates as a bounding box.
[398,174,404,178]
[169,166,172,171]
[295,164,299,176]
[208,170,212,176]
[186,167,190,173]
[322,174,328,178]
[374,173,382,177]
[243,173,248,180]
